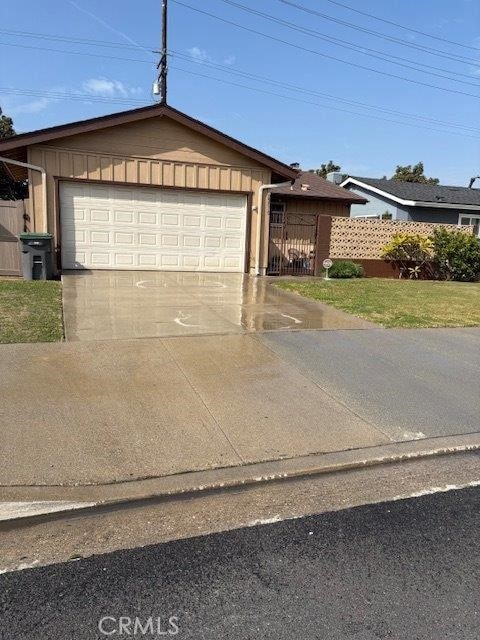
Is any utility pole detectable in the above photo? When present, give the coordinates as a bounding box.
[155,0,168,104]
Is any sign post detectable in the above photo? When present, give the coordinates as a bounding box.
[323,258,333,280]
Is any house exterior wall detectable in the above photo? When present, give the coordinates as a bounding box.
[346,185,401,219]
[26,115,272,272]
[406,206,460,224]
[346,184,474,225]
[273,196,351,217]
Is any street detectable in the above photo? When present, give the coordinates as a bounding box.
[2,485,480,639]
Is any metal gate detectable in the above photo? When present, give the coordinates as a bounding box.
[267,211,317,276]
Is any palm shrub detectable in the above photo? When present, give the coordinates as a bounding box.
[431,228,480,282]
[381,233,434,278]
[328,260,364,278]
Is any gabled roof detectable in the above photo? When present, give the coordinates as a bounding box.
[341,176,480,209]
[271,171,367,203]
[0,103,298,180]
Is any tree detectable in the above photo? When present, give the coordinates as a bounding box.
[0,107,15,139]
[312,161,342,179]
[0,107,28,200]
[391,162,439,185]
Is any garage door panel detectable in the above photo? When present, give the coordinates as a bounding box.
[114,210,135,224]
[60,182,247,272]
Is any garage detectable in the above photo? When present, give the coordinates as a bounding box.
[0,103,297,274]
[60,182,248,272]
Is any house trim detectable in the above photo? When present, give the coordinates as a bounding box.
[341,177,480,211]
[0,104,298,180]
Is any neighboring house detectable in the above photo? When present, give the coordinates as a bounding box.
[341,176,480,236]
[0,103,298,275]
[267,171,367,275]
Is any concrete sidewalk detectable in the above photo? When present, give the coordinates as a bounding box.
[4,325,480,496]
[0,334,387,487]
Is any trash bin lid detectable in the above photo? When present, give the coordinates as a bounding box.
[19,232,53,240]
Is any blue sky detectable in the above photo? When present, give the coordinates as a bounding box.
[1,0,479,184]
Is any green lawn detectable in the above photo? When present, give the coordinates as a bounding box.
[277,278,480,328]
[0,279,64,343]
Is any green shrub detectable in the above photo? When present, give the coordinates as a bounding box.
[431,228,480,282]
[328,260,364,278]
[381,233,434,279]
[381,233,433,263]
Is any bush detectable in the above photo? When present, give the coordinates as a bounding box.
[328,260,364,278]
[431,228,480,282]
[381,233,434,278]
[381,233,433,263]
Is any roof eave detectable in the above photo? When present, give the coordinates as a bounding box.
[277,192,368,203]
[0,103,298,180]
[341,177,480,209]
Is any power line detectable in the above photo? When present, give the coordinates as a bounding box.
[2,73,479,143]
[169,51,480,134]
[172,0,480,100]
[217,0,480,87]
[3,22,477,84]
[0,87,149,105]
[4,48,480,137]
[323,0,480,53]
[0,28,149,50]
[0,18,480,87]
[0,40,155,64]
[168,65,480,140]
[2,28,479,134]
[276,0,478,65]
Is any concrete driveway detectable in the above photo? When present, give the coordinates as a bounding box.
[62,271,373,341]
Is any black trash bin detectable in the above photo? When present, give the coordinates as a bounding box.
[18,233,54,281]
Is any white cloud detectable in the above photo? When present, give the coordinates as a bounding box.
[11,97,54,114]
[187,47,211,63]
[82,78,142,98]
[187,47,236,67]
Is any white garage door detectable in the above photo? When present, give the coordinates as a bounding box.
[60,182,248,271]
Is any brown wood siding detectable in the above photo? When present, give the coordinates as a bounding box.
[40,117,268,168]
[26,115,272,271]
[281,197,351,217]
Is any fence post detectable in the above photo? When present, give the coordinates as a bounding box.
[314,215,333,276]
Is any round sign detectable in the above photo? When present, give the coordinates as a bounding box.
[323,258,333,269]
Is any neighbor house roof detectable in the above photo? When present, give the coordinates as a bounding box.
[0,103,298,180]
[341,176,480,209]
[271,171,367,203]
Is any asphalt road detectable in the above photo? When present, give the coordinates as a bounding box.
[2,486,480,639]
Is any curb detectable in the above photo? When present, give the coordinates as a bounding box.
[2,432,480,527]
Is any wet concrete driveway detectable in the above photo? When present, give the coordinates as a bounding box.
[62,271,372,341]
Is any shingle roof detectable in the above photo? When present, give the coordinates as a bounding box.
[348,176,480,206]
[271,171,367,203]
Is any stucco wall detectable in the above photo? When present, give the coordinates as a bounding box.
[27,114,272,272]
